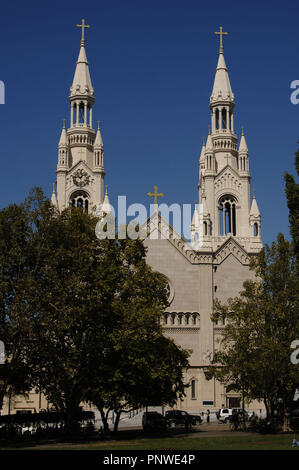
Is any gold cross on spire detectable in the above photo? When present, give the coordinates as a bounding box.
[147,185,164,209]
[215,26,228,53]
[76,18,90,45]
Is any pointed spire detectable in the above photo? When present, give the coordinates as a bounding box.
[94,121,104,147]
[100,185,112,214]
[210,29,234,104]
[199,136,206,160]
[51,183,58,207]
[192,203,200,227]
[205,130,213,152]
[58,120,67,146]
[250,193,260,217]
[239,126,248,153]
[70,28,94,98]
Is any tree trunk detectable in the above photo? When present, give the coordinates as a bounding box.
[98,406,110,433]
[65,400,81,436]
[113,410,122,433]
[263,397,270,419]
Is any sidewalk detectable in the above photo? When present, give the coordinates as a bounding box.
[184,422,253,438]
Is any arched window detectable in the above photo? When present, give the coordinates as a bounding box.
[203,221,208,236]
[79,102,85,123]
[219,195,237,236]
[191,379,196,399]
[222,108,227,129]
[215,109,219,130]
[70,190,89,214]
[254,223,258,237]
[73,103,77,126]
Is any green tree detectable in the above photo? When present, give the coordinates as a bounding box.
[284,144,299,407]
[83,237,189,432]
[205,234,298,420]
[285,148,299,268]
[0,189,189,434]
[0,189,50,410]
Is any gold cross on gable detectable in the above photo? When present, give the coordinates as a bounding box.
[76,19,90,43]
[147,185,164,206]
[215,26,228,53]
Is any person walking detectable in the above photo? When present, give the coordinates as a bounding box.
[206,409,210,424]
[231,409,239,430]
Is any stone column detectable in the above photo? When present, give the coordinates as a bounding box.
[70,103,74,127]
[89,107,93,128]
[84,102,87,125]
[211,109,215,134]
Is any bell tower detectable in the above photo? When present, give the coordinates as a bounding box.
[193,27,262,253]
[53,19,105,214]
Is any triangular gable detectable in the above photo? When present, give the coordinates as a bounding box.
[68,159,92,177]
[214,236,250,265]
[216,164,240,181]
[141,212,213,265]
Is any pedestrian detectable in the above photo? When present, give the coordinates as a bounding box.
[207,409,210,424]
[231,409,238,430]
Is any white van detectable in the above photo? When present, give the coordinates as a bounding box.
[216,408,234,423]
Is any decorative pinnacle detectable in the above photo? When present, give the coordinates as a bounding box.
[215,26,228,54]
[203,136,205,145]
[97,120,100,130]
[63,119,66,128]
[105,184,108,196]
[76,18,90,46]
[241,125,244,136]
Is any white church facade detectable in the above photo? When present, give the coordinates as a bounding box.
[143,27,263,411]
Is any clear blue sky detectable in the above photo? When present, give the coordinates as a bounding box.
[0,0,298,246]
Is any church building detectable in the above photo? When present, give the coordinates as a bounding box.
[1,24,263,416]
[144,27,263,410]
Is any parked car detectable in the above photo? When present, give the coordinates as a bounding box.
[165,410,202,428]
[217,408,248,423]
[142,411,167,432]
[216,408,235,423]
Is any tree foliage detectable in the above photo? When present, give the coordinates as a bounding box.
[285,147,299,268]
[0,188,50,409]
[0,189,189,433]
[205,234,299,419]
